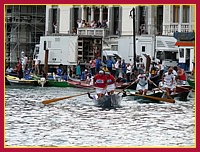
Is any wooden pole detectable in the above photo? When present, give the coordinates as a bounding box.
[44,49,49,75]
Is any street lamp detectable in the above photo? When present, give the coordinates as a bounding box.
[129,7,136,69]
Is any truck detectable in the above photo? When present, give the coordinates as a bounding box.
[33,35,103,70]
[155,36,179,67]
[118,35,155,67]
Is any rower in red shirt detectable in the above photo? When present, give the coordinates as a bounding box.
[93,70,107,99]
[105,71,116,95]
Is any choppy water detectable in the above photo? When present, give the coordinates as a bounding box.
[5,85,195,147]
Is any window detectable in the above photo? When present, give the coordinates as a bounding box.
[142,46,145,52]
[179,48,184,58]
[173,5,180,23]
[103,7,108,20]
[186,48,190,59]
[183,5,190,23]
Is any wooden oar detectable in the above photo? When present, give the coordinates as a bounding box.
[149,79,175,99]
[117,81,137,95]
[131,93,175,103]
[42,92,93,105]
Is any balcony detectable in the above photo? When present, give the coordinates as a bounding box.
[77,28,109,37]
[162,23,195,36]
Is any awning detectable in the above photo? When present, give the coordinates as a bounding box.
[175,41,195,46]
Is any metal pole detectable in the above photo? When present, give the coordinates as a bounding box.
[130,8,136,69]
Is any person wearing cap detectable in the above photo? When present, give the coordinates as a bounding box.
[162,67,176,97]
[105,71,116,95]
[135,70,151,95]
[93,70,107,99]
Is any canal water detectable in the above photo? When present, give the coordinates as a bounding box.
[5,85,195,147]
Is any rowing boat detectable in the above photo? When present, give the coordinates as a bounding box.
[45,80,71,87]
[88,93,122,109]
[67,79,94,89]
[6,75,39,86]
[125,89,165,103]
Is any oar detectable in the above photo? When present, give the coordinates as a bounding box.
[148,79,174,99]
[42,92,93,105]
[132,93,175,103]
[117,81,137,95]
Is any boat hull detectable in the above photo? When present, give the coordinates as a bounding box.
[126,90,164,103]
[6,75,39,86]
[93,94,122,109]
[46,80,71,87]
[170,91,190,101]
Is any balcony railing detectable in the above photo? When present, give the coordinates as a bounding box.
[162,23,195,36]
[123,23,194,36]
[77,28,109,37]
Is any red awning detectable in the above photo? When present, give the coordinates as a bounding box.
[175,41,195,46]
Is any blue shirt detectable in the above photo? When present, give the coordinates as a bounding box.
[95,59,101,68]
[57,68,63,76]
[106,59,114,68]
[122,62,126,71]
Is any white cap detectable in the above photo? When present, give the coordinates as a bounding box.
[99,70,104,74]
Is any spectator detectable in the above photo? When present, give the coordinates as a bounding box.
[89,57,96,76]
[95,57,102,74]
[106,56,114,74]
[76,60,81,78]
[126,63,132,82]
[136,57,145,73]
[121,59,126,78]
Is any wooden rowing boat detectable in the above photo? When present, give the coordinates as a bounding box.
[6,75,39,86]
[88,93,122,109]
[67,80,94,89]
[45,80,71,87]
[125,89,166,103]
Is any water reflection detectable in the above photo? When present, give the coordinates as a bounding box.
[5,86,195,147]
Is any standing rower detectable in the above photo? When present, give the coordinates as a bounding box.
[93,70,107,99]
[105,71,116,95]
[135,70,151,95]
[162,67,176,97]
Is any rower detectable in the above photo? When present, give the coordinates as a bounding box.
[105,71,116,95]
[135,70,151,95]
[162,67,176,97]
[93,70,107,99]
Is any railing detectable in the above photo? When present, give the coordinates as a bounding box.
[77,28,109,37]
[162,23,194,36]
